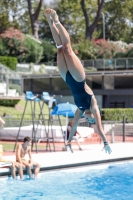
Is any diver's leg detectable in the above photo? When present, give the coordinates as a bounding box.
[50,9,85,81]
[45,8,62,47]
[45,9,68,80]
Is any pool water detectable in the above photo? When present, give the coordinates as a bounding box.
[0,162,133,200]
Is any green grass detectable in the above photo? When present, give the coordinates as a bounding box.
[0,99,67,124]
[2,143,15,151]
[0,99,49,119]
[2,143,61,151]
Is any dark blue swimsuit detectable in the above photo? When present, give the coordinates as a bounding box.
[66,71,93,111]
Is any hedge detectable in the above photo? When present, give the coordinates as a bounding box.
[101,108,133,121]
[0,56,17,70]
[0,99,20,107]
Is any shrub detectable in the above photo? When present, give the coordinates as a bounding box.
[126,47,133,57]
[71,39,133,60]
[0,27,24,61]
[0,56,17,70]
[41,40,57,62]
[21,36,43,63]
[0,38,9,56]
[0,28,44,63]
[71,39,127,60]
[92,39,123,59]
[113,51,127,58]
[101,108,133,121]
[72,40,96,60]
[0,99,20,107]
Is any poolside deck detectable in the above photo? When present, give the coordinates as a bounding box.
[0,141,133,178]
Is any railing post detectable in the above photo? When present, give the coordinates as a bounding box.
[126,58,128,69]
[123,115,126,142]
[111,123,114,143]
[114,59,116,70]
[92,59,94,68]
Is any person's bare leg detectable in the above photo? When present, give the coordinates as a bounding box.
[27,167,32,178]
[45,9,62,47]
[45,8,68,80]
[50,9,85,81]
[14,162,23,179]
[50,9,71,46]
[18,166,23,179]
[26,166,32,178]
[75,139,82,150]
[10,164,16,179]
[33,163,40,178]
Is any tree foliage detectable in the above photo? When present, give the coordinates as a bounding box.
[22,35,43,63]
[72,39,133,60]
[27,0,44,39]
[45,0,105,41]
[0,0,132,63]
[80,0,105,39]
[0,27,43,63]
[44,0,133,43]
[104,0,133,42]
[0,27,24,59]
[0,0,26,33]
[41,40,57,62]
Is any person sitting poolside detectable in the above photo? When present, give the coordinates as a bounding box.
[16,137,40,178]
[0,144,23,179]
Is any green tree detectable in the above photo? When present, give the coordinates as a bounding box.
[46,0,105,41]
[41,40,57,62]
[50,0,86,42]
[80,0,105,40]
[0,0,26,32]
[27,0,44,39]
[0,27,25,59]
[22,35,43,63]
[104,0,133,42]
[45,0,133,43]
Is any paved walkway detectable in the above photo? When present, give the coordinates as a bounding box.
[1,142,133,178]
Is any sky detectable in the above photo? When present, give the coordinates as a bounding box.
[45,0,54,5]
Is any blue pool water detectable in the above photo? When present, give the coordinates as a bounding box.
[0,162,133,200]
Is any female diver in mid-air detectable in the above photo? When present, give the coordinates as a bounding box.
[45,8,112,154]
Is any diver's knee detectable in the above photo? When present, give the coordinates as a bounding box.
[63,43,72,54]
[57,48,63,54]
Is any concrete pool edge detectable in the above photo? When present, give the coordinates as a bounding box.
[0,157,133,178]
[39,156,133,172]
[0,143,133,178]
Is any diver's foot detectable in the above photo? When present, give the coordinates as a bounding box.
[44,8,52,20]
[79,147,83,151]
[50,9,60,24]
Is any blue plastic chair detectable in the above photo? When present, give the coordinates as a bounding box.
[26,91,40,102]
[42,92,56,103]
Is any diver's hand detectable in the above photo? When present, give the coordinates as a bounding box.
[102,142,112,154]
